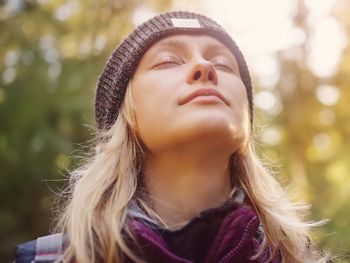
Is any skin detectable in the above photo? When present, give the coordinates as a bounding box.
[131,34,250,229]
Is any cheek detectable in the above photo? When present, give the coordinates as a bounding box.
[131,69,184,120]
[132,87,159,132]
[227,81,250,131]
[132,95,160,150]
[234,90,249,119]
[132,76,175,120]
[131,76,178,150]
[226,78,249,114]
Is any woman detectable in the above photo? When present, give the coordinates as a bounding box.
[15,11,330,263]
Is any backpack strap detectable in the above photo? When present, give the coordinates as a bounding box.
[33,233,64,262]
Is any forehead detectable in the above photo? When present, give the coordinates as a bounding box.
[147,33,232,53]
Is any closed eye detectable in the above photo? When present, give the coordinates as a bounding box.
[210,56,235,73]
[154,60,179,67]
[213,63,233,72]
[152,56,183,69]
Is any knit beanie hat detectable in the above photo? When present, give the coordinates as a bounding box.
[95,10,253,132]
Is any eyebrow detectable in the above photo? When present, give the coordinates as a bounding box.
[157,39,187,50]
[206,43,231,54]
[158,39,233,56]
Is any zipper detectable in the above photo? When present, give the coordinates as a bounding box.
[218,215,258,263]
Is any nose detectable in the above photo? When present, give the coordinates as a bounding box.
[186,60,218,85]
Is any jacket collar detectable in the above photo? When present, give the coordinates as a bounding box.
[126,187,246,229]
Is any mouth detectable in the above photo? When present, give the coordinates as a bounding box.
[179,88,230,106]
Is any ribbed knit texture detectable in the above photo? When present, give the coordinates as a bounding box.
[95,11,253,132]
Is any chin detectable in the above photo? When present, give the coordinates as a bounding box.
[142,112,248,153]
[187,111,238,131]
[175,113,246,144]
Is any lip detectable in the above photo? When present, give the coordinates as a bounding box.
[179,88,230,106]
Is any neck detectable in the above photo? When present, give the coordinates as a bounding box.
[143,143,234,229]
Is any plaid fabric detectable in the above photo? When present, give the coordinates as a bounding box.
[15,233,65,263]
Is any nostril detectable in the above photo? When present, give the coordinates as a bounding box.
[208,71,213,81]
[193,71,201,80]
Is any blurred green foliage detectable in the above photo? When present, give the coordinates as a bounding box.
[256,2,350,261]
[0,0,349,262]
[0,0,172,260]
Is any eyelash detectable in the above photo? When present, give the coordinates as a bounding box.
[213,63,233,72]
[153,59,181,68]
[157,60,179,66]
[153,59,233,72]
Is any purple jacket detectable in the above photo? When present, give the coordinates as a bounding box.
[124,191,282,263]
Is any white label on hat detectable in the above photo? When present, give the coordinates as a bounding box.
[171,18,201,28]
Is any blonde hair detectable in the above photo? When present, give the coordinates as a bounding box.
[55,83,330,263]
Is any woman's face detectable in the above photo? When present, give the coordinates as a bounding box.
[131,34,250,154]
